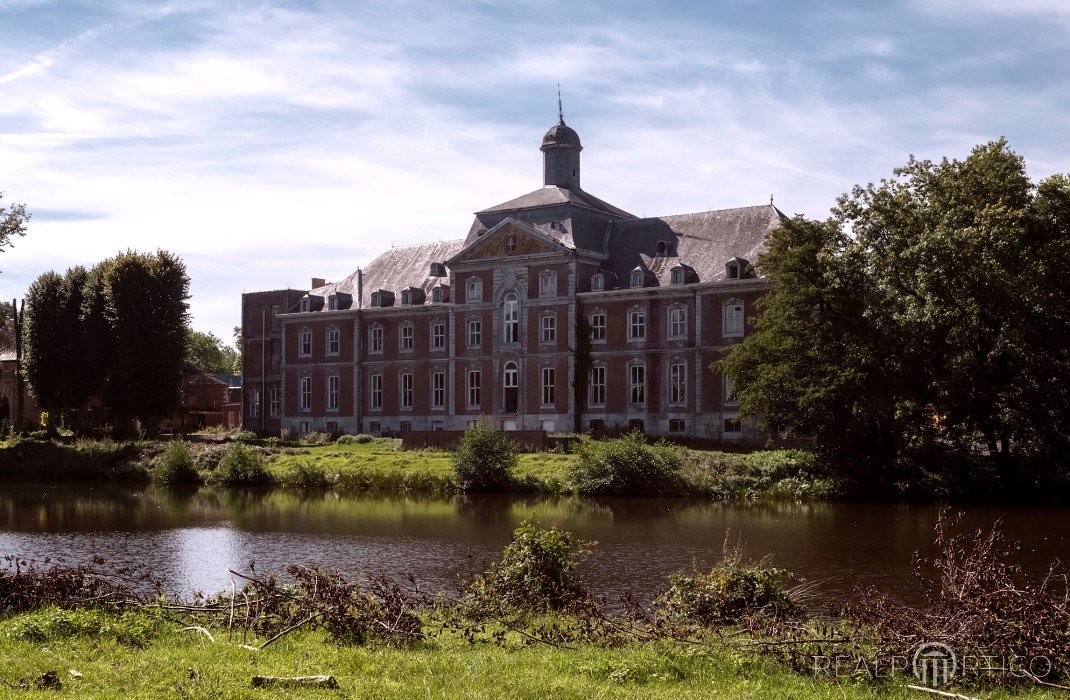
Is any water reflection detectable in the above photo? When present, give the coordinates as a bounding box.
[0,483,1066,605]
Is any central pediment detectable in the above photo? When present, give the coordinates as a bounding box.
[446,219,572,266]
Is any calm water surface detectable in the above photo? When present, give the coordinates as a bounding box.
[1,483,1066,605]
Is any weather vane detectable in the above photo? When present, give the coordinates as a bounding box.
[557,84,564,124]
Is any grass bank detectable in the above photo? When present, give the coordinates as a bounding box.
[0,613,1056,700]
[0,435,834,501]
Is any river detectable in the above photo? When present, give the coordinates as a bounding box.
[1,483,1066,606]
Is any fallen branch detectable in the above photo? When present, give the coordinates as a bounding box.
[257,614,320,651]
[906,685,981,700]
[180,626,216,643]
[251,675,338,689]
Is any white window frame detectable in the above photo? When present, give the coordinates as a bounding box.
[539,271,556,298]
[248,387,260,417]
[299,328,312,356]
[668,306,687,339]
[269,386,281,417]
[467,319,481,348]
[400,322,414,352]
[723,299,744,337]
[431,322,446,351]
[629,363,646,405]
[541,366,555,407]
[628,308,646,342]
[589,311,606,343]
[328,374,340,410]
[502,293,519,344]
[401,290,411,306]
[671,267,685,285]
[326,327,340,355]
[370,374,383,410]
[432,287,443,303]
[725,376,739,406]
[540,313,556,344]
[590,273,604,292]
[670,361,686,405]
[369,325,383,354]
[588,364,606,407]
[466,278,482,303]
[466,369,481,408]
[400,372,413,409]
[299,375,311,411]
[431,371,445,409]
[630,270,643,288]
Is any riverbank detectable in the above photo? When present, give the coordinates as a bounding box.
[1,620,1056,699]
[0,436,834,501]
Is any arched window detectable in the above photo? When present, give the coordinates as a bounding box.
[591,273,604,292]
[502,292,519,344]
[401,290,411,306]
[671,267,685,285]
[503,361,518,413]
[432,287,443,303]
[630,270,643,288]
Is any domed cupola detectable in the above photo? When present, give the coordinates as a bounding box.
[540,92,582,189]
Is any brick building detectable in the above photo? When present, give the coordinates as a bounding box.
[241,116,783,442]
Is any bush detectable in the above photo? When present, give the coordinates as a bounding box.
[466,520,591,613]
[336,433,375,445]
[302,431,334,446]
[569,431,683,495]
[452,421,517,490]
[655,545,802,626]
[153,441,200,484]
[233,430,259,442]
[280,460,332,489]
[211,443,273,486]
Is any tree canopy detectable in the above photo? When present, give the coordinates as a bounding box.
[0,192,30,271]
[186,330,240,375]
[717,140,1070,494]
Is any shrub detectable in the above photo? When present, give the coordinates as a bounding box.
[233,430,259,442]
[570,431,683,495]
[452,421,517,491]
[302,431,334,446]
[655,545,802,626]
[212,443,273,486]
[280,461,332,489]
[153,441,200,484]
[466,520,591,613]
[336,433,375,445]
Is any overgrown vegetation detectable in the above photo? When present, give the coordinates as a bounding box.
[452,421,518,491]
[569,432,683,496]
[152,440,200,484]
[209,443,273,486]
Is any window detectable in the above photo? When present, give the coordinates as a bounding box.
[248,387,260,417]
[502,293,519,344]
[270,305,280,331]
[589,419,605,433]
[723,300,744,337]
[628,309,646,341]
[630,270,643,288]
[400,421,412,433]
[670,362,686,404]
[369,325,383,353]
[589,312,606,342]
[590,273,604,292]
[328,295,338,310]
[400,323,414,351]
[326,421,338,433]
[726,262,740,279]
[629,364,646,404]
[588,365,606,406]
[370,292,382,307]
[369,420,381,434]
[299,328,312,356]
[400,372,413,409]
[725,377,739,406]
[269,387,280,417]
[671,267,685,285]
[669,307,687,339]
[506,234,517,252]
[299,376,311,411]
[432,287,443,303]
[669,419,686,433]
[432,371,445,409]
[370,374,383,410]
[540,313,556,344]
[466,278,482,303]
[431,323,445,350]
[503,361,518,413]
[539,271,556,298]
[326,327,340,355]
[467,319,481,348]
[299,420,310,434]
[431,420,443,431]
[724,417,742,437]
[300,298,310,312]
[401,290,411,306]
[328,374,340,410]
[467,370,481,408]
[541,367,555,406]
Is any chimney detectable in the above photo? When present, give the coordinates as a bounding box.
[311,277,326,289]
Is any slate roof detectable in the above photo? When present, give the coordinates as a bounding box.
[541,122,582,150]
[600,204,785,287]
[306,239,465,311]
[477,185,633,219]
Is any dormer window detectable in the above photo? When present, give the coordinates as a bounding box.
[726,263,739,279]
[591,273,604,292]
[401,290,412,306]
[328,295,338,310]
[671,267,685,285]
[429,262,446,277]
[300,298,310,312]
[630,270,644,288]
[370,292,382,307]
[657,240,667,255]
[432,287,443,303]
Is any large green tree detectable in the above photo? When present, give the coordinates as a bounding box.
[186,330,240,374]
[718,140,1070,487]
[0,192,30,271]
[21,271,68,424]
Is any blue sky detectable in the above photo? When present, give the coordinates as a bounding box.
[2,0,1068,341]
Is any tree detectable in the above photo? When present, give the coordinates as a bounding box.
[0,193,30,270]
[718,140,1070,488]
[186,330,238,374]
[104,250,190,433]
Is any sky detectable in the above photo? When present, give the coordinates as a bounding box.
[1,0,1068,342]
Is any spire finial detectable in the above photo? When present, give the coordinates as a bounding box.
[557,84,564,124]
[770,193,774,205]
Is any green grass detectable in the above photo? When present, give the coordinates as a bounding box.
[1,610,1057,699]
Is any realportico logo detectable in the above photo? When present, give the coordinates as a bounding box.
[913,642,957,686]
